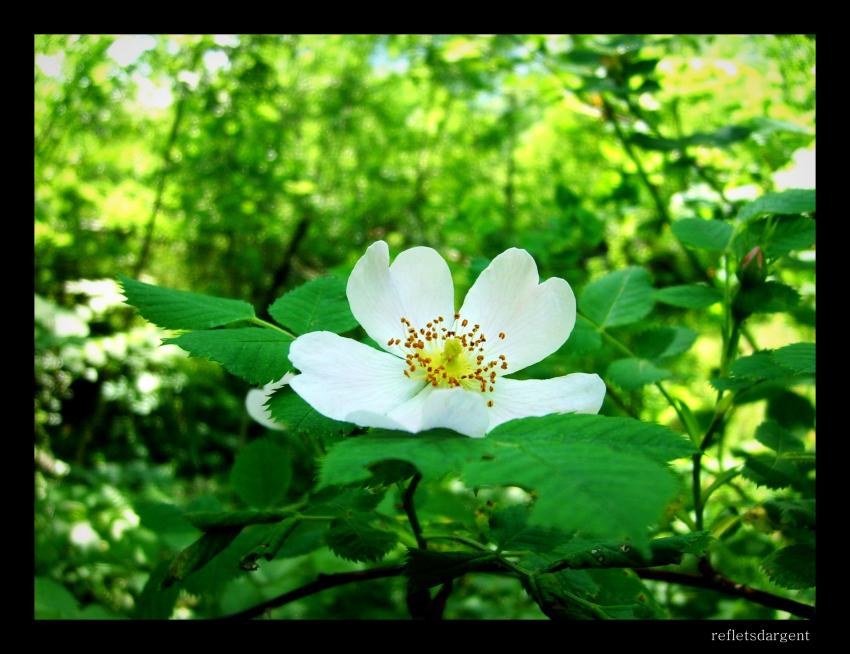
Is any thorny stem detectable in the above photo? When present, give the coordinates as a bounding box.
[636,569,815,620]
[218,564,407,620]
[402,473,427,550]
[216,547,813,620]
[693,256,743,533]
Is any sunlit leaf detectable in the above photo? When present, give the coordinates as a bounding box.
[607,358,672,390]
[268,276,358,335]
[671,219,734,251]
[166,328,293,385]
[580,267,654,328]
[654,284,722,309]
[737,189,816,222]
[633,327,697,359]
[119,276,255,330]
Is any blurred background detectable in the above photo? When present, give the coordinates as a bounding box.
[34,34,815,619]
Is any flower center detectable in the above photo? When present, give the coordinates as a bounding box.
[387,313,509,406]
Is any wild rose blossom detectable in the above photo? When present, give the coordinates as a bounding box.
[256,241,605,438]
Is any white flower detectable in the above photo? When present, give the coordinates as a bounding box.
[286,242,606,438]
[245,372,295,430]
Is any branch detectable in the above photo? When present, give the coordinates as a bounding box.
[541,533,708,574]
[426,580,455,620]
[261,211,312,311]
[601,96,671,230]
[217,564,406,620]
[402,473,427,550]
[635,569,815,620]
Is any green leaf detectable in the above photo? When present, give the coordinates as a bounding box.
[713,345,814,394]
[166,327,293,385]
[405,549,498,592]
[35,577,80,619]
[268,276,358,335]
[631,125,752,152]
[325,514,398,562]
[541,532,713,572]
[272,520,329,560]
[708,376,752,392]
[321,414,693,487]
[165,528,243,586]
[633,327,697,359]
[764,216,816,258]
[730,352,788,380]
[762,544,815,589]
[366,460,418,486]
[258,517,300,561]
[741,453,802,490]
[265,388,355,441]
[527,568,664,620]
[119,275,255,330]
[135,501,199,536]
[489,505,574,553]
[607,358,672,390]
[182,527,270,596]
[623,58,660,77]
[687,124,753,148]
[185,509,292,530]
[772,342,815,375]
[320,429,481,487]
[564,315,603,353]
[321,415,694,538]
[764,499,815,534]
[629,133,682,152]
[737,189,816,222]
[492,414,696,463]
[654,284,722,309]
[671,218,734,251]
[675,398,703,445]
[133,562,180,619]
[767,391,815,430]
[230,439,292,508]
[580,267,654,328]
[734,281,799,315]
[463,443,679,539]
[304,485,386,516]
[78,605,122,620]
[756,421,804,455]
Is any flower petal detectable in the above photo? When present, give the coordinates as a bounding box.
[458,248,576,373]
[288,331,423,422]
[389,246,455,330]
[346,241,406,352]
[245,372,296,430]
[347,386,490,438]
[486,373,606,431]
[346,241,454,353]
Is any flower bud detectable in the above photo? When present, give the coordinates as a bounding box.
[737,246,766,288]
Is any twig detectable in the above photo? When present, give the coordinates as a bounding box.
[402,473,427,550]
[426,580,455,620]
[603,385,640,419]
[635,569,815,619]
[217,564,406,620]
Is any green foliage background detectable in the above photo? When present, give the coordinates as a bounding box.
[35,34,815,620]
